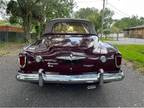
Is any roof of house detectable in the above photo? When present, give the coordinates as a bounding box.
[0,25,24,32]
[124,25,144,31]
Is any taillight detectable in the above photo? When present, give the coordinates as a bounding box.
[19,55,26,68]
[115,55,122,68]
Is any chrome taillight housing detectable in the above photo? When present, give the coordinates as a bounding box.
[18,54,26,68]
[115,54,122,68]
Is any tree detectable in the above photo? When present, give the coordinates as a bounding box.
[102,8,114,34]
[112,16,144,31]
[74,8,114,34]
[6,0,74,42]
[0,0,8,19]
[75,8,101,33]
[35,0,74,39]
[7,0,41,43]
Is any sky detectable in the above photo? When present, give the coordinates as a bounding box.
[0,0,144,20]
[74,0,144,19]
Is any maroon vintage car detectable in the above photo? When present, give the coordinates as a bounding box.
[16,18,124,87]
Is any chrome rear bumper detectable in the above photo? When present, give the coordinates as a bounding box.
[16,69,124,85]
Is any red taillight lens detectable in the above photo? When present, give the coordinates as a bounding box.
[115,55,122,68]
[19,55,26,68]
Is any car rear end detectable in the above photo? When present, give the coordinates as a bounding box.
[17,44,124,86]
[16,18,124,87]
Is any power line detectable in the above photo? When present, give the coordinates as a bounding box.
[75,0,101,3]
[112,10,129,18]
[75,0,130,17]
[107,2,130,17]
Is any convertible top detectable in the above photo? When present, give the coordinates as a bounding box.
[43,18,97,35]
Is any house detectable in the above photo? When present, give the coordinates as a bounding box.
[0,25,25,42]
[124,25,144,38]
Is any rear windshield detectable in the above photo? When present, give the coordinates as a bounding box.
[52,22,89,34]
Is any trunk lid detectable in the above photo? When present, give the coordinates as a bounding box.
[25,35,99,74]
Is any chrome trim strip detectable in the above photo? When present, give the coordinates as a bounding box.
[47,62,58,65]
[83,64,94,67]
[44,59,57,62]
[16,71,124,84]
[56,56,86,60]
[88,57,99,60]
[71,52,86,56]
[107,57,114,60]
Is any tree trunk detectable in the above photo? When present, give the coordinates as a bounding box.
[23,14,32,43]
[116,32,119,41]
[25,30,32,43]
[35,22,41,40]
[23,22,32,43]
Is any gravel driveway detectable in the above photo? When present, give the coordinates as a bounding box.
[0,56,144,107]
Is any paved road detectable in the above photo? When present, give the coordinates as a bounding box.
[0,56,144,107]
[106,38,144,44]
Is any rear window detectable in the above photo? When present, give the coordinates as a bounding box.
[52,22,89,34]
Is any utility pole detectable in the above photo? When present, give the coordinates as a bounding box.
[101,0,106,39]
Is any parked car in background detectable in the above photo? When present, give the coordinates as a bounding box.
[16,18,124,87]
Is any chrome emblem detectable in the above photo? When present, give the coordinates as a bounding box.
[47,62,58,67]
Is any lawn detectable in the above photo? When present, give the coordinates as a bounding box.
[0,42,24,56]
[117,45,144,72]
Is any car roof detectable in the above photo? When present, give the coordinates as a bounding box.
[48,18,91,23]
[43,18,96,35]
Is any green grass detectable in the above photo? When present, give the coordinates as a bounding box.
[117,45,144,73]
[101,37,114,41]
